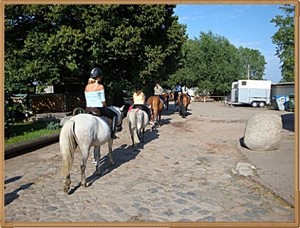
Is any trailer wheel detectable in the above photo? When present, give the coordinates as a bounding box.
[259,102,266,108]
[251,102,258,108]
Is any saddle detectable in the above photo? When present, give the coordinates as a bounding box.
[85,107,102,116]
[85,107,122,132]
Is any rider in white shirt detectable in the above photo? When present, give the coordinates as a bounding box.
[181,83,191,99]
[182,85,188,94]
[154,82,167,108]
[154,82,163,97]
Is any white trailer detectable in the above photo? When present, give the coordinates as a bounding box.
[230,80,272,107]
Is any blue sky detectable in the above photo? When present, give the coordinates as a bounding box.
[174,4,288,83]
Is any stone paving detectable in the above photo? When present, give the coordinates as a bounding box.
[4,102,294,223]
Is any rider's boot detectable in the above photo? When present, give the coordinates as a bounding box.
[111,116,118,139]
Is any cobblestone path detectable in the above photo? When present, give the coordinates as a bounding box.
[4,102,294,223]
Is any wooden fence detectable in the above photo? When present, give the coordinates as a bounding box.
[193,95,226,103]
[29,93,85,113]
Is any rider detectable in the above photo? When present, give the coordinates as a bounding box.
[154,82,163,99]
[174,82,182,108]
[132,83,152,122]
[84,67,118,139]
[181,82,191,99]
[154,82,166,108]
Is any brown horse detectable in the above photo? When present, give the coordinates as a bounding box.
[168,92,174,102]
[147,95,164,129]
[177,93,190,118]
[161,92,169,110]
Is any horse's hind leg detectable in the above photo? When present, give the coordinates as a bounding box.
[184,106,188,117]
[80,164,87,187]
[128,121,135,146]
[151,112,157,130]
[142,127,146,142]
[80,147,90,187]
[93,146,101,175]
[63,174,71,194]
[107,139,115,166]
[158,113,162,127]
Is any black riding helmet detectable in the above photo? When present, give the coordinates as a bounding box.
[90,67,103,79]
[135,83,142,91]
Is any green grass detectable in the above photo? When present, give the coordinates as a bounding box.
[5,121,61,146]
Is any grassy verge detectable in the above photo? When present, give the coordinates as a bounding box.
[5,121,61,146]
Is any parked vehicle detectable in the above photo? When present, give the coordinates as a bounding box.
[230,80,272,108]
[271,82,294,111]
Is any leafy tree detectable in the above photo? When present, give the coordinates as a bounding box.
[271,4,295,82]
[5,4,186,127]
[197,31,244,95]
[169,31,244,95]
[5,5,186,95]
[238,47,266,80]
[168,31,267,95]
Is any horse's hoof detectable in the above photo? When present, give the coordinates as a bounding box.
[81,182,87,188]
[63,186,70,194]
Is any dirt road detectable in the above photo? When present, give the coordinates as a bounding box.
[4,102,294,223]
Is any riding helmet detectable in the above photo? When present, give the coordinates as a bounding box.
[90,67,103,78]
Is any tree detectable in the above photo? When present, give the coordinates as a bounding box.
[168,30,267,95]
[238,47,266,80]
[5,5,186,95]
[271,4,295,82]
[169,31,244,95]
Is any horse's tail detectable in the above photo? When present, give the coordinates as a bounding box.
[178,94,184,114]
[180,93,183,103]
[60,120,77,177]
[133,113,140,144]
[128,110,140,144]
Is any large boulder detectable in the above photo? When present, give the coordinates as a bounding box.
[243,112,282,151]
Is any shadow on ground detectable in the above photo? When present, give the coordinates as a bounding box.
[68,128,160,194]
[5,182,34,206]
[281,113,294,132]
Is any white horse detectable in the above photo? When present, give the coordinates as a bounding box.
[127,108,149,147]
[59,106,125,194]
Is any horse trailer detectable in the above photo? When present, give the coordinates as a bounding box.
[230,80,272,107]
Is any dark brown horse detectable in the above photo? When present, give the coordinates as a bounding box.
[147,95,164,129]
[177,93,190,118]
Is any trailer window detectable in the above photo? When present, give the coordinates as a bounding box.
[241,81,247,86]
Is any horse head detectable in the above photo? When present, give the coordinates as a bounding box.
[108,105,128,132]
[121,103,131,118]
